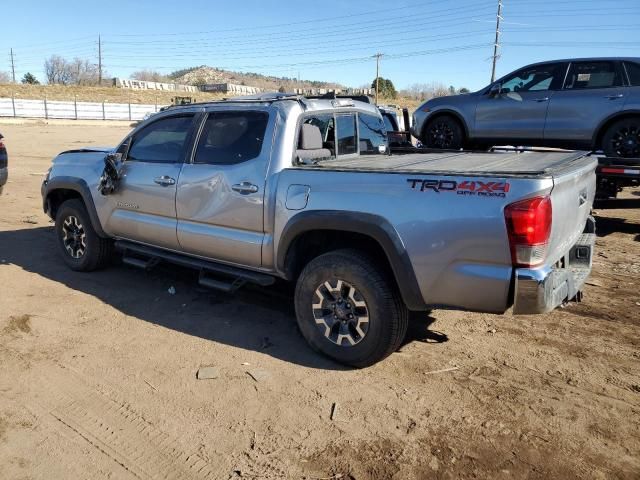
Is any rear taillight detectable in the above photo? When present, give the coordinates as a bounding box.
[504,196,552,267]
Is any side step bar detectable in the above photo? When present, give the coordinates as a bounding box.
[115,240,275,292]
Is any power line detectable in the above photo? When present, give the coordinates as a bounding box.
[105,0,490,38]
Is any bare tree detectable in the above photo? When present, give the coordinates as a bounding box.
[0,71,11,84]
[70,58,99,85]
[44,55,73,85]
[131,70,168,82]
[401,82,453,101]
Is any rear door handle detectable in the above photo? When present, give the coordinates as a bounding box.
[232,181,259,194]
[533,97,549,102]
[604,94,624,99]
[153,176,176,186]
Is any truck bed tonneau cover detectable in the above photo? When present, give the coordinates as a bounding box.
[298,151,595,178]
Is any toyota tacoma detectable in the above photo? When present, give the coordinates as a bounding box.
[42,94,597,367]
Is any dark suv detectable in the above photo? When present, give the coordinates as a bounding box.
[412,58,640,157]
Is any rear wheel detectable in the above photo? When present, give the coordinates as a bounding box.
[55,199,112,271]
[422,115,464,150]
[294,249,409,367]
[602,118,640,158]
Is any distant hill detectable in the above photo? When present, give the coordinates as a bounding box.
[168,65,343,92]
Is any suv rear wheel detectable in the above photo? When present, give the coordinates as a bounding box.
[422,115,464,150]
[602,118,640,158]
[55,199,112,271]
[294,249,409,367]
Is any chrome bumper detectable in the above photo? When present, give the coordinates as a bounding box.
[513,216,596,315]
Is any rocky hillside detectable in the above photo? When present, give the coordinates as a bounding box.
[169,66,343,92]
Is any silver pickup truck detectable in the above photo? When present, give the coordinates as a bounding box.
[41,94,597,367]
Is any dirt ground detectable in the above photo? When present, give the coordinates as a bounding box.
[0,120,638,480]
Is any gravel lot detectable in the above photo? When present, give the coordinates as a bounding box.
[0,120,639,479]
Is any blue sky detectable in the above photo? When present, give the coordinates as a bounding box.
[1,0,638,91]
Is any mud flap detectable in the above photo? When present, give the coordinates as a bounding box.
[98,153,124,195]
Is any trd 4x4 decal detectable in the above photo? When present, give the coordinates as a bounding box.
[407,178,510,197]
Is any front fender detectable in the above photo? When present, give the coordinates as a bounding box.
[42,176,107,238]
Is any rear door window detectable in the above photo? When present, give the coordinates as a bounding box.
[624,62,640,86]
[194,111,268,165]
[358,113,388,155]
[564,61,622,89]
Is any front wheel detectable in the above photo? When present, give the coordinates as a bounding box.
[55,199,112,271]
[294,249,408,368]
[602,118,640,158]
[422,115,464,150]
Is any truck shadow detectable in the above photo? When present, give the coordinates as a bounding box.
[0,226,446,370]
[594,215,640,241]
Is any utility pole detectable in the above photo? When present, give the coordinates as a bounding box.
[490,0,503,83]
[373,52,383,105]
[98,34,102,85]
[10,48,16,83]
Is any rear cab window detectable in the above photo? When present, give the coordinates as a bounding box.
[295,110,388,164]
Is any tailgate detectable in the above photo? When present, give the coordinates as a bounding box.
[546,157,597,265]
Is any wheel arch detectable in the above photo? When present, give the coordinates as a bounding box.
[593,110,640,150]
[43,177,107,238]
[277,211,428,311]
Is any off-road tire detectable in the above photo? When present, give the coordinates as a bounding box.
[294,249,409,368]
[602,118,640,158]
[422,115,464,150]
[55,199,112,271]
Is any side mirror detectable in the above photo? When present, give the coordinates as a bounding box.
[98,153,124,196]
[489,83,502,97]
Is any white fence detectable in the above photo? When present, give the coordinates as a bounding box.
[0,97,167,121]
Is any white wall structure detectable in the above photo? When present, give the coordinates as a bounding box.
[200,83,263,95]
[0,97,166,121]
[113,78,198,92]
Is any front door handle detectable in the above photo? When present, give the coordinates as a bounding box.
[604,94,624,100]
[153,176,176,186]
[232,181,259,194]
[533,97,549,102]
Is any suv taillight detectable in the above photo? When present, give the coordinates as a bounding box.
[504,196,552,267]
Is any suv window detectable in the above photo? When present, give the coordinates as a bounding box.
[359,113,388,155]
[336,114,357,155]
[564,61,622,89]
[500,63,564,93]
[128,115,194,163]
[194,111,268,165]
[624,61,640,86]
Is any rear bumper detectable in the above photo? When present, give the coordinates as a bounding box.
[513,216,595,314]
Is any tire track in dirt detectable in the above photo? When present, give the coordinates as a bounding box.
[34,362,219,480]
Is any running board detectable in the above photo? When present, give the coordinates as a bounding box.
[115,240,276,291]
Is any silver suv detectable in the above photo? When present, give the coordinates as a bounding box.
[412,57,640,157]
